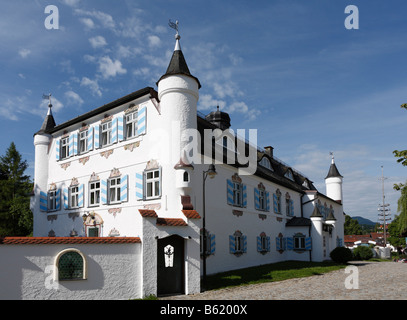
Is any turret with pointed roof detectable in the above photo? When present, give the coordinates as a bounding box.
[157,31,201,88]
[325,153,343,204]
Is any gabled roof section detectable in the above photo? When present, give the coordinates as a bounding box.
[48,87,154,134]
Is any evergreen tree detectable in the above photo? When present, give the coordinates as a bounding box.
[344,215,362,235]
[0,142,33,236]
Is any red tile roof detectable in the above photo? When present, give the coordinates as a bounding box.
[139,209,158,217]
[182,210,201,219]
[156,218,187,227]
[0,237,141,245]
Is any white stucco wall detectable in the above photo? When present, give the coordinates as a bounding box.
[0,242,142,300]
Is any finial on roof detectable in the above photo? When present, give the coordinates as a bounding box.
[329,151,335,164]
[169,19,181,50]
[42,93,53,115]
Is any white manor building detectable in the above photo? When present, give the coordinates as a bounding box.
[0,31,344,299]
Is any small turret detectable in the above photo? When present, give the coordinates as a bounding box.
[32,96,55,236]
[325,153,343,204]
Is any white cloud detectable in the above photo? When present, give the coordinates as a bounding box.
[75,9,115,30]
[65,90,84,106]
[61,0,81,6]
[39,96,64,114]
[80,77,102,97]
[80,18,95,29]
[89,36,107,49]
[148,35,161,48]
[18,48,31,58]
[98,56,127,79]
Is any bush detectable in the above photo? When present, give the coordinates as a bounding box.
[330,247,353,263]
[353,246,374,260]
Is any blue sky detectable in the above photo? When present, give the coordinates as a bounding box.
[1,0,406,223]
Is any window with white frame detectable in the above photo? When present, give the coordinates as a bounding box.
[273,189,282,214]
[89,181,100,206]
[60,137,69,160]
[109,177,121,203]
[229,230,246,255]
[294,234,306,250]
[200,229,215,256]
[79,130,88,154]
[100,121,112,147]
[125,110,138,139]
[145,169,161,199]
[286,193,294,217]
[48,190,57,211]
[257,232,270,253]
[258,189,265,210]
[233,182,242,206]
[69,186,79,208]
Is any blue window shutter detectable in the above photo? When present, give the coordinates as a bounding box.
[111,117,118,143]
[242,184,247,207]
[56,140,60,161]
[267,236,271,252]
[242,235,247,253]
[210,234,216,255]
[55,189,61,211]
[137,105,146,136]
[266,191,270,211]
[254,188,260,210]
[229,235,236,254]
[305,237,312,250]
[94,126,100,149]
[257,236,261,252]
[227,179,234,205]
[118,116,124,141]
[135,172,143,200]
[40,191,48,212]
[63,188,69,209]
[286,237,293,250]
[78,184,84,208]
[101,179,108,204]
[87,127,94,151]
[73,134,78,155]
[273,193,278,213]
[68,134,74,157]
[120,174,128,202]
[275,237,281,251]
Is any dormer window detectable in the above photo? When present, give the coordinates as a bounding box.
[302,179,310,189]
[259,157,273,171]
[284,169,294,181]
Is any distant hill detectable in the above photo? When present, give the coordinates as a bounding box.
[352,216,376,226]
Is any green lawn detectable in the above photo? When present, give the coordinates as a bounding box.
[203,260,347,291]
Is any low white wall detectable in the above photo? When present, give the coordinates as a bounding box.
[0,241,142,300]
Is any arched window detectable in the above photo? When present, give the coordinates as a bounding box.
[55,249,87,281]
[183,171,189,182]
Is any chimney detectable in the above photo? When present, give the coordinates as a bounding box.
[264,146,273,158]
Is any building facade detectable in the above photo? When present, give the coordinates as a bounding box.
[1,32,344,299]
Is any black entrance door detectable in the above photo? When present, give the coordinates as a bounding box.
[157,235,185,296]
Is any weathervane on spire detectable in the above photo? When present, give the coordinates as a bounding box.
[329,151,335,163]
[168,19,180,39]
[42,93,52,107]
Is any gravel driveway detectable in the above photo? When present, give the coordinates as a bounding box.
[162,261,407,300]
